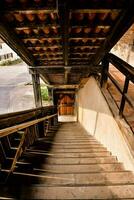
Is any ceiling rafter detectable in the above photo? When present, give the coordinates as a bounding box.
[0,0,134,87]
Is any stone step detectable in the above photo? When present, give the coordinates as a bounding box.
[41,163,125,173]
[43,141,100,145]
[54,136,91,140]
[49,147,107,153]
[52,139,97,142]
[19,185,134,199]
[43,136,94,141]
[44,156,117,165]
[51,144,104,149]
[25,151,111,158]
[19,171,134,186]
[27,147,108,154]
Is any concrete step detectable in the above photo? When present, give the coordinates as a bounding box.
[25,151,111,158]
[19,185,134,199]
[21,171,134,186]
[54,137,92,140]
[51,144,104,149]
[41,163,125,173]
[43,141,100,145]
[49,147,107,153]
[27,147,108,154]
[45,156,117,165]
[52,139,97,142]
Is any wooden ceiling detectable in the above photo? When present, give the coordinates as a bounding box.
[0,0,134,88]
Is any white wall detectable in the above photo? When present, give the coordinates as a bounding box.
[0,43,18,60]
[77,77,134,171]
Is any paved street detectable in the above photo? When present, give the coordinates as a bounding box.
[0,63,35,114]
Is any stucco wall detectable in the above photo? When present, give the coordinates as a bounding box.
[77,77,134,171]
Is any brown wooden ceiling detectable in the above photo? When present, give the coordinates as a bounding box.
[0,0,134,88]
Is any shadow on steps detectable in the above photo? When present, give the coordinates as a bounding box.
[0,123,134,199]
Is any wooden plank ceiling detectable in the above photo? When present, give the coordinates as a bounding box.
[0,0,134,88]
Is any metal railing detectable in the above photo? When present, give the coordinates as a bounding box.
[101,53,134,133]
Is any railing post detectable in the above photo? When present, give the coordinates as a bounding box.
[119,77,129,117]
[100,56,109,88]
[30,70,42,108]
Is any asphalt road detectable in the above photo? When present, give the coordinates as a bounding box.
[0,63,35,114]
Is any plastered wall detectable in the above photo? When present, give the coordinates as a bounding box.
[77,77,134,171]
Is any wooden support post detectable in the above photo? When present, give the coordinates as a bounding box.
[54,115,58,126]
[48,88,54,104]
[119,77,129,117]
[31,71,42,108]
[100,56,109,88]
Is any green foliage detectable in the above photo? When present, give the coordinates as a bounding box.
[0,58,23,66]
[41,86,49,101]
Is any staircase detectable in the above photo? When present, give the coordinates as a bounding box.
[1,122,134,199]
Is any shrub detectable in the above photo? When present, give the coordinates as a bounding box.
[0,58,23,66]
[41,86,49,101]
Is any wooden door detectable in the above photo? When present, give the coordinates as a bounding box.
[58,94,74,115]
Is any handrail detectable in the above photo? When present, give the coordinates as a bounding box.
[101,53,134,133]
[0,110,58,183]
[108,73,134,109]
[108,53,134,83]
[0,113,57,138]
[0,105,57,129]
[0,106,53,119]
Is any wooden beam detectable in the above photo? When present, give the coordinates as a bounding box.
[70,45,100,48]
[64,67,71,84]
[27,47,63,50]
[0,8,57,14]
[100,56,109,88]
[0,114,57,138]
[68,3,127,9]
[21,35,62,39]
[71,24,111,29]
[71,9,121,13]
[29,65,102,69]
[0,22,35,66]
[15,24,60,29]
[58,0,69,66]
[69,37,105,40]
[90,0,134,66]
[31,72,42,108]
[36,58,63,61]
[0,106,56,130]
[69,58,91,60]
[70,33,106,38]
